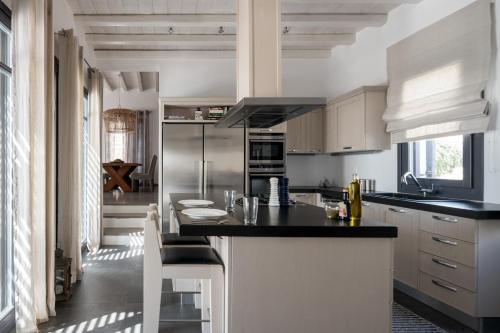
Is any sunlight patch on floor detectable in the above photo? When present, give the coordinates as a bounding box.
[48,311,142,333]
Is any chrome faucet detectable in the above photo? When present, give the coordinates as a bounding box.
[401,171,435,197]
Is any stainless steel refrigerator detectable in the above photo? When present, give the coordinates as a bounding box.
[162,123,245,222]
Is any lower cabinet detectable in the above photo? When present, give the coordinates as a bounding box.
[361,201,384,222]
[364,200,500,319]
[384,205,419,288]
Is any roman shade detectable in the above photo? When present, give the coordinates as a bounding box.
[383,0,491,143]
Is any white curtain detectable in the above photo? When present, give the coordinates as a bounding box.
[87,69,102,253]
[383,0,492,143]
[57,29,84,283]
[12,0,55,330]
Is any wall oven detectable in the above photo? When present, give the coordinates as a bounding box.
[248,133,285,164]
[247,133,286,197]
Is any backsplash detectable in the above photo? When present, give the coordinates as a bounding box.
[286,155,342,186]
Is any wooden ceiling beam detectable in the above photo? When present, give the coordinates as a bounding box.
[119,72,129,91]
[86,33,355,49]
[75,13,386,29]
[136,72,143,92]
[94,49,332,60]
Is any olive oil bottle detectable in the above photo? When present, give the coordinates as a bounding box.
[348,172,361,220]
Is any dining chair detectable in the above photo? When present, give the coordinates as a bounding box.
[132,154,157,192]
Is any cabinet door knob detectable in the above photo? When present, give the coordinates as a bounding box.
[432,215,458,223]
[389,207,406,214]
[431,279,457,292]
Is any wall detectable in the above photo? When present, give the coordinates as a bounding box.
[55,0,95,66]
[103,88,160,181]
[326,0,500,201]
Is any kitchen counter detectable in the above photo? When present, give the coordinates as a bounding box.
[168,192,396,333]
[363,193,500,219]
[290,186,500,219]
[170,193,397,238]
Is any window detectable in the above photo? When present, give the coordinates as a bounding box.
[408,135,464,180]
[0,1,13,328]
[82,89,89,245]
[398,134,483,200]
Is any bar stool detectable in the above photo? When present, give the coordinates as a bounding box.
[143,211,224,333]
[147,203,211,247]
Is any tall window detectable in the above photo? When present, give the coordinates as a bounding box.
[0,1,13,325]
[82,89,89,245]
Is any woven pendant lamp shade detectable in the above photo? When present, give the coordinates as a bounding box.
[103,108,137,133]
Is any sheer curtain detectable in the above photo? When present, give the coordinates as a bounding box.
[12,0,55,330]
[56,29,84,284]
[87,69,102,253]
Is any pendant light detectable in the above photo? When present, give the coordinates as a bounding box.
[103,73,137,133]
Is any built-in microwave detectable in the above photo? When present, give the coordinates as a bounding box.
[248,133,285,164]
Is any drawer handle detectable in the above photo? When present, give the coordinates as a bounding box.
[389,207,407,214]
[432,236,458,246]
[343,146,352,150]
[362,202,371,207]
[432,215,459,223]
[432,258,457,269]
[295,194,307,197]
[431,279,457,292]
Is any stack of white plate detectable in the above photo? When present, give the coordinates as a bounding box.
[181,208,227,219]
[178,199,214,207]
[269,177,280,207]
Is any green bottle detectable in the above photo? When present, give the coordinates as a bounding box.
[348,171,361,220]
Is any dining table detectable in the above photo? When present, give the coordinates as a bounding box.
[102,162,142,192]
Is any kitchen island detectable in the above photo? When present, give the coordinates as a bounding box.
[169,193,397,333]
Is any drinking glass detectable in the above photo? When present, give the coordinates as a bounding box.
[243,197,259,225]
[224,190,237,211]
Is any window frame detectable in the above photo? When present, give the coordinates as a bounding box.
[0,1,14,331]
[398,133,484,201]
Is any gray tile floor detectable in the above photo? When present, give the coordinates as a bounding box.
[38,245,202,333]
[38,243,474,333]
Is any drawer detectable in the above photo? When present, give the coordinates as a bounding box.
[419,211,477,243]
[419,231,476,267]
[419,272,476,316]
[419,252,476,291]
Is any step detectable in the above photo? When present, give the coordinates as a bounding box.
[103,204,150,215]
[102,227,144,246]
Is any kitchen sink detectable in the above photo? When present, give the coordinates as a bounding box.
[369,192,454,202]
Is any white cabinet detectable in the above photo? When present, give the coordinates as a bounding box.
[384,205,419,288]
[361,201,385,222]
[325,86,390,153]
[287,110,324,154]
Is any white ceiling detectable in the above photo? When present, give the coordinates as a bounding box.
[102,71,159,92]
[67,0,422,59]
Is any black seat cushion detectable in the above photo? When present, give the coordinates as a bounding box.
[161,233,210,246]
[160,247,223,266]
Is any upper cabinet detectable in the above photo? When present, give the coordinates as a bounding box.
[325,86,390,153]
[286,109,324,154]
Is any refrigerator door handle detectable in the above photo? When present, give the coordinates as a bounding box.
[203,161,209,193]
[198,161,204,193]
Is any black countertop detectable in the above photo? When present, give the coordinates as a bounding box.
[171,193,397,238]
[362,193,500,220]
[289,186,500,220]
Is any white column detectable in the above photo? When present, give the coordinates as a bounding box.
[237,0,282,99]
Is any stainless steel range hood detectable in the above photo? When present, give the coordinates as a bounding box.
[215,97,326,128]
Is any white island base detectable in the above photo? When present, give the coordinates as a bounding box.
[200,236,394,333]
